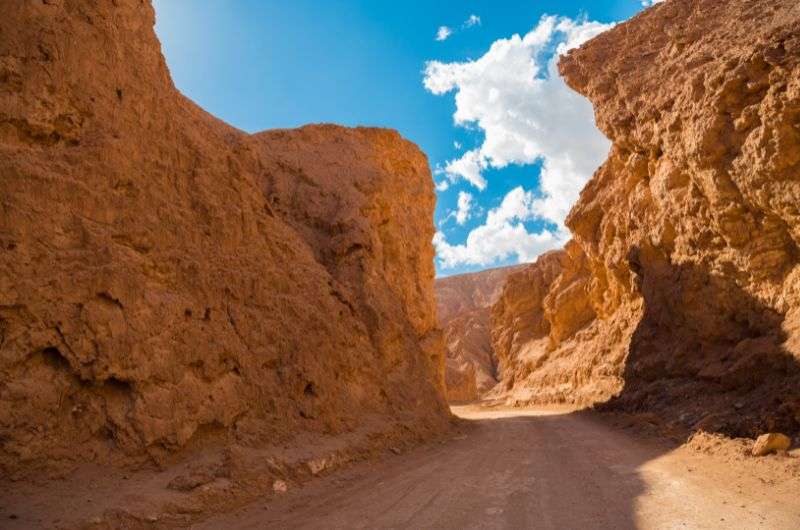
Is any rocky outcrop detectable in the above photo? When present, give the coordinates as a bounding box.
[488,243,625,405]
[0,0,448,479]
[490,251,566,389]
[435,266,520,400]
[490,0,800,437]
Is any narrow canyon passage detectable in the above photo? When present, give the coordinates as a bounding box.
[3,2,800,529]
[198,406,800,530]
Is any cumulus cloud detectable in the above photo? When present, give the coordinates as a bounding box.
[443,148,487,190]
[435,180,450,192]
[424,15,611,221]
[455,191,473,225]
[641,0,666,5]
[433,187,567,268]
[424,15,613,269]
[436,26,452,41]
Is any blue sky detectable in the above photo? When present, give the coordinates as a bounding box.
[153,0,652,276]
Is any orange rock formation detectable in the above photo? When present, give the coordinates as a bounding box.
[489,0,800,437]
[435,266,519,401]
[0,0,448,478]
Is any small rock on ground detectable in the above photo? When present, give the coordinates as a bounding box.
[752,433,791,456]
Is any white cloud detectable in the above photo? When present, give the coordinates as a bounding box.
[455,191,473,225]
[436,14,481,43]
[424,15,611,227]
[641,0,666,5]
[453,141,462,150]
[435,180,450,192]
[435,26,452,41]
[464,14,481,28]
[424,15,613,269]
[443,148,487,190]
[433,186,567,268]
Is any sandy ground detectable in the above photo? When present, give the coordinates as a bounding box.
[198,405,800,530]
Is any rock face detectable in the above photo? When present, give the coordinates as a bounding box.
[435,266,520,401]
[490,0,800,437]
[0,1,447,478]
[488,243,625,405]
[444,358,478,402]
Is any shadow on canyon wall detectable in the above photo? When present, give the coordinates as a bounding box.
[598,251,800,439]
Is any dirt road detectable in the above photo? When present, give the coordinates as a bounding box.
[199,406,799,529]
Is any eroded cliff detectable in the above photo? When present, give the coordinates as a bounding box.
[488,242,627,406]
[0,0,448,482]
[435,266,520,401]
[490,0,800,438]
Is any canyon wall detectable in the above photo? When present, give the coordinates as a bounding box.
[0,0,448,478]
[435,266,519,401]
[491,0,800,437]
[488,242,628,406]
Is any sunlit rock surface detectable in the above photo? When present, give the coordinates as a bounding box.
[489,0,800,437]
[0,0,448,477]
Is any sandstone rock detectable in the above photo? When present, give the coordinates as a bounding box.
[0,0,447,478]
[487,244,623,406]
[272,480,288,493]
[489,251,566,390]
[559,0,800,435]
[487,0,800,435]
[752,433,791,456]
[436,266,520,400]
